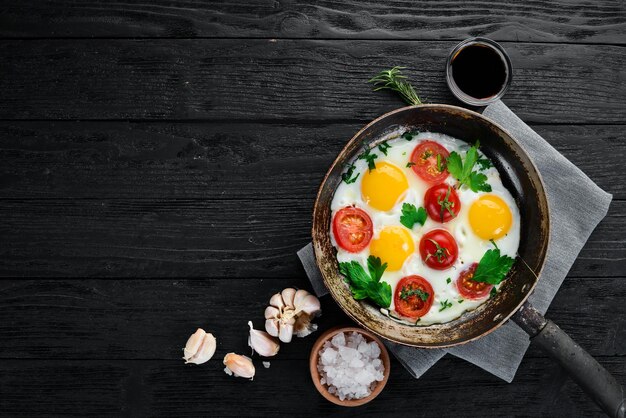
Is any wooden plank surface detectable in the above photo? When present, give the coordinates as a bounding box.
[0,199,623,278]
[1,357,624,417]
[1,122,625,199]
[1,40,624,123]
[0,0,624,44]
[0,278,624,360]
[1,1,625,417]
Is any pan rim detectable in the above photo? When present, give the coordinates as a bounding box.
[312,103,551,348]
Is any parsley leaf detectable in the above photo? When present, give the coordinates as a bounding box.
[341,163,360,184]
[468,171,491,192]
[358,148,378,172]
[477,157,492,171]
[339,256,391,308]
[446,277,451,284]
[472,243,515,285]
[378,140,391,156]
[402,130,419,141]
[446,151,462,174]
[446,144,492,192]
[406,161,416,168]
[399,203,427,229]
[439,299,453,312]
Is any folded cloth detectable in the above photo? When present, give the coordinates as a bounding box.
[298,100,612,382]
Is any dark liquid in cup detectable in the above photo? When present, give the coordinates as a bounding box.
[451,44,507,99]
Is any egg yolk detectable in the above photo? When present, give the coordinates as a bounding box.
[469,195,513,240]
[361,162,409,211]
[369,226,415,271]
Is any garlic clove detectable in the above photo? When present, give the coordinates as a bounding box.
[265,288,322,344]
[299,294,321,316]
[190,333,217,364]
[248,321,280,357]
[269,292,285,309]
[183,328,215,364]
[223,353,255,379]
[183,329,216,365]
[281,288,296,307]
[264,306,280,320]
[293,289,310,309]
[265,318,280,337]
[278,322,294,343]
[183,328,206,362]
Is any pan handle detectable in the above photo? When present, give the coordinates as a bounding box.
[513,302,625,418]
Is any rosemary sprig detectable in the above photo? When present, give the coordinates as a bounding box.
[368,67,422,106]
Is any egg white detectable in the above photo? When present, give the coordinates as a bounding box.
[330,130,521,325]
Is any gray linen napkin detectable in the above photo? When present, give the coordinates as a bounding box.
[298,100,612,382]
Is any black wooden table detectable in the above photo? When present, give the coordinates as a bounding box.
[1,2,625,417]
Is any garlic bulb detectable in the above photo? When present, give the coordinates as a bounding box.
[183,328,216,365]
[248,321,280,357]
[223,353,255,379]
[264,288,321,343]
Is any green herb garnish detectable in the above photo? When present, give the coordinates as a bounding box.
[378,140,391,156]
[439,299,453,312]
[339,256,391,308]
[446,277,451,284]
[368,67,422,106]
[358,148,378,172]
[446,144,492,192]
[458,299,465,304]
[341,163,360,184]
[472,241,515,285]
[399,286,429,302]
[477,157,492,171]
[406,161,416,168]
[402,130,419,141]
[425,238,450,264]
[436,153,445,172]
[436,185,457,222]
[399,203,427,229]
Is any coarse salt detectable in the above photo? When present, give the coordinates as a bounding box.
[317,331,385,401]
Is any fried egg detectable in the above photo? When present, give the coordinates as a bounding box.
[330,131,521,325]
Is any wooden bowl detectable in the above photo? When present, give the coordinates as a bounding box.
[309,326,391,407]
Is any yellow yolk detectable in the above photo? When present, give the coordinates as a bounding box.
[369,226,414,271]
[360,162,408,211]
[469,195,513,240]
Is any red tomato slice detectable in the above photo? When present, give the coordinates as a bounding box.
[456,263,493,299]
[332,207,373,253]
[419,229,458,270]
[410,140,450,183]
[394,275,434,319]
[424,183,461,223]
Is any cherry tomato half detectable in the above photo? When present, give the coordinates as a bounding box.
[424,183,461,223]
[332,207,373,253]
[394,275,434,319]
[419,229,458,270]
[410,140,450,184]
[456,263,493,300]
